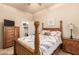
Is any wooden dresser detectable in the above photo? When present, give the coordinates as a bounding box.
[63,38,79,55]
[3,26,19,48]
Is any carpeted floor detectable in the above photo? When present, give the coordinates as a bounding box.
[0,47,71,55]
[0,47,13,55]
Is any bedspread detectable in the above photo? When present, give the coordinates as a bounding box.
[17,34,62,55]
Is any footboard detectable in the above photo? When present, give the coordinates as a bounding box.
[14,21,40,55]
[14,40,34,55]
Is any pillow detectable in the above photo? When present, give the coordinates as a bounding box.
[50,31,61,37]
[41,30,50,36]
[44,32,51,36]
[50,31,61,42]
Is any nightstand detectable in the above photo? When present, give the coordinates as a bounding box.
[63,38,79,55]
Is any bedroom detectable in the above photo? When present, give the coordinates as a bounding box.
[0,3,79,55]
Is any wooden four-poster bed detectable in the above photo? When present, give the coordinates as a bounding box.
[14,20,63,55]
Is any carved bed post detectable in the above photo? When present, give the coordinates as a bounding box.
[60,20,63,41]
[42,23,44,30]
[34,21,40,55]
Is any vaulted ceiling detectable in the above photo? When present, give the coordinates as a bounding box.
[4,3,55,14]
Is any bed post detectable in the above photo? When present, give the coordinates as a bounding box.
[34,21,40,55]
[42,23,44,30]
[60,20,63,41]
[14,40,16,55]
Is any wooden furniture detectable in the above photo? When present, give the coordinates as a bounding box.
[63,38,79,55]
[3,26,19,49]
[14,20,63,55]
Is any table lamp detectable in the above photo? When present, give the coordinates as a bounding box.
[68,23,73,39]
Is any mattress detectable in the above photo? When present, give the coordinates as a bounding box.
[17,34,62,55]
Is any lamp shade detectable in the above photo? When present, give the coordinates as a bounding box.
[26,22,29,24]
[68,23,73,29]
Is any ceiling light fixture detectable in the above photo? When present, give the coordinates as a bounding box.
[38,3,42,6]
[26,3,42,6]
[27,3,31,5]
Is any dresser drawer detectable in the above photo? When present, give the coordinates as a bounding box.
[8,30,14,32]
[4,42,13,48]
[5,36,14,42]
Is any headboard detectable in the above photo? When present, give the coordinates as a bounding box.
[42,20,63,39]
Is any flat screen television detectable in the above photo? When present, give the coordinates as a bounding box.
[4,19,15,26]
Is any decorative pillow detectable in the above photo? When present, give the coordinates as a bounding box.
[50,31,61,37]
[44,32,50,36]
[41,30,51,36]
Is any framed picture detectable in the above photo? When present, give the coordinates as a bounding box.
[48,18,55,26]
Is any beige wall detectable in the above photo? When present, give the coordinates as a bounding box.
[0,3,79,48]
[0,4,33,48]
[34,3,79,39]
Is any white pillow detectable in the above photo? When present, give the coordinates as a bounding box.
[50,31,61,42]
[50,31,61,37]
[41,30,50,35]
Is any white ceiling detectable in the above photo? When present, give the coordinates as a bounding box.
[4,3,55,14]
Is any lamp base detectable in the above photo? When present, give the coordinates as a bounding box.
[70,36,73,39]
[70,29,73,39]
